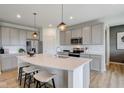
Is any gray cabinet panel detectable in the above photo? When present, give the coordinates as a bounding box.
[60,31,65,45]
[65,31,71,45]
[90,55,101,71]
[82,26,92,44]
[92,23,104,45]
[19,30,26,46]
[10,28,19,45]
[1,27,10,45]
[1,55,18,71]
[71,28,82,38]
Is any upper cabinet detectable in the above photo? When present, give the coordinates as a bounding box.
[91,23,104,45]
[65,31,71,45]
[60,31,66,45]
[71,28,82,38]
[59,22,105,45]
[82,25,92,45]
[19,30,26,46]
[0,26,40,46]
[1,27,11,45]
[10,28,19,45]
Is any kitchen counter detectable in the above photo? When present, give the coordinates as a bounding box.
[17,54,92,88]
[18,54,91,71]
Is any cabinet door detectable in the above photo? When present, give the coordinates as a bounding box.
[1,27,10,45]
[19,30,26,46]
[90,55,101,71]
[82,26,92,44]
[65,31,71,45]
[71,28,82,38]
[26,31,33,39]
[60,31,65,45]
[1,56,12,71]
[92,23,104,44]
[10,28,19,45]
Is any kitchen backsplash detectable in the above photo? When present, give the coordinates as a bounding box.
[3,46,26,54]
[59,45,105,54]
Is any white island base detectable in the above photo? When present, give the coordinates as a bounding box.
[35,63,90,88]
[17,54,91,88]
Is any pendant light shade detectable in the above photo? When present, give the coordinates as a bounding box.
[57,22,67,31]
[57,4,67,31]
[32,32,38,38]
[32,12,38,38]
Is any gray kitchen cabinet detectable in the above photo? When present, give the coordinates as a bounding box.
[65,31,71,45]
[71,28,82,38]
[10,28,19,45]
[92,23,104,45]
[82,26,92,45]
[90,55,101,71]
[19,30,26,46]
[1,55,12,71]
[1,27,10,45]
[60,31,66,45]
[26,31,33,39]
[0,54,20,71]
[80,54,101,72]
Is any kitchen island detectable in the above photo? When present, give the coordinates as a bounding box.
[17,54,92,88]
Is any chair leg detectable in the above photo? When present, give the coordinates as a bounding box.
[36,80,39,88]
[24,73,27,88]
[52,79,55,88]
[28,74,31,88]
[18,68,21,80]
[19,68,22,85]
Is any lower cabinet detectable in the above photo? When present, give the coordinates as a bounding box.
[90,55,101,71]
[80,54,101,72]
[0,54,18,71]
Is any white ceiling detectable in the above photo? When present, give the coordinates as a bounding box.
[0,4,124,28]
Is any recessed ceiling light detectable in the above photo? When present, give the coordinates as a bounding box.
[69,16,74,20]
[16,14,21,18]
[48,24,52,27]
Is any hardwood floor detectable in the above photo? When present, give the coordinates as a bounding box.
[0,63,124,88]
[90,63,124,88]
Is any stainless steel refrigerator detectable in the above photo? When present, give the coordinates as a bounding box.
[26,39,43,54]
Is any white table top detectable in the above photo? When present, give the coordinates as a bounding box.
[17,54,92,71]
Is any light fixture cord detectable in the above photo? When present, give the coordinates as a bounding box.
[33,13,36,29]
[62,4,63,22]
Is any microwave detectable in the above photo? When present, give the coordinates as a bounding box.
[71,37,82,45]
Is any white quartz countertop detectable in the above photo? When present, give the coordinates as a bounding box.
[17,54,92,71]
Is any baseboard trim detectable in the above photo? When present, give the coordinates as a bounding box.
[109,61,124,65]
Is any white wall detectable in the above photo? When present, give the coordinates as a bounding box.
[43,28,59,55]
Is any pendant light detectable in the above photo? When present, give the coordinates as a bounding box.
[57,4,67,31]
[32,12,38,38]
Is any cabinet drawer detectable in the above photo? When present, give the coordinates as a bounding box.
[90,55,101,71]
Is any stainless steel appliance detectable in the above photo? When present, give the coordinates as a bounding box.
[68,48,84,57]
[26,40,43,54]
[71,37,82,45]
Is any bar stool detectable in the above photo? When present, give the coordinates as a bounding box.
[34,71,56,88]
[18,63,30,85]
[23,66,40,88]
